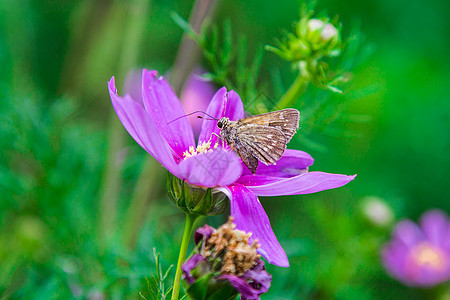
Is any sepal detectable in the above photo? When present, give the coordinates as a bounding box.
[167,172,228,216]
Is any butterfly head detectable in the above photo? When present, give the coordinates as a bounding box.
[217,117,230,129]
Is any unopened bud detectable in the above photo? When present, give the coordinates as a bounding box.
[267,17,342,63]
[321,23,338,42]
[306,19,339,52]
[307,19,325,33]
[288,39,311,61]
[167,172,228,216]
[360,196,394,227]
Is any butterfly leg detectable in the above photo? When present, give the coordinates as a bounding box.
[208,132,225,148]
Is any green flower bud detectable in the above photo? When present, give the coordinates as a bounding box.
[167,172,228,216]
[359,196,394,228]
[307,19,325,35]
[167,172,184,203]
[267,17,341,64]
[321,23,338,43]
[306,19,339,52]
[287,38,311,61]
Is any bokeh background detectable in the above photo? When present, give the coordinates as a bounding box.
[0,0,449,299]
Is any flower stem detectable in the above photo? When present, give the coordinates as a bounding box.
[169,0,218,95]
[172,213,198,300]
[121,158,164,248]
[276,71,309,109]
[98,0,148,246]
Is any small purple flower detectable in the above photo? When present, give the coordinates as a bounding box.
[108,69,356,267]
[382,209,450,287]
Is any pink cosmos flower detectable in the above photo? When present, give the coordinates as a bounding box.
[107,69,356,267]
[382,209,450,287]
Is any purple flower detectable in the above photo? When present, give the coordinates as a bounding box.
[382,209,450,287]
[108,69,356,267]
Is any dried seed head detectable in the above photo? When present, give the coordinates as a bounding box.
[201,216,261,276]
[183,219,272,300]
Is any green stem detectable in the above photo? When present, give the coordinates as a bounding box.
[172,213,198,300]
[276,71,309,109]
[169,0,218,95]
[98,0,148,245]
[121,158,164,249]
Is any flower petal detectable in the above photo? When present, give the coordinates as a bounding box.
[225,90,245,120]
[177,149,242,187]
[240,260,272,295]
[123,69,143,105]
[182,254,206,285]
[238,149,314,182]
[393,220,424,248]
[142,69,195,158]
[381,243,404,279]
[198,87,227,146]
[217,184,289,267]
[218,275,255,299]
[245,171,356,196]
[219,270,271,300]
[194,224,215,245]
[108,77,178,173]
[420,210,450,249]
[198,88,244,146]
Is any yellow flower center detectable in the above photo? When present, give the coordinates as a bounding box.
[182,141,219,159]
[410,242,447,271]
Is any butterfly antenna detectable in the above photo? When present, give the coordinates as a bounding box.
[168,111,218,124]
[197,116,217,121]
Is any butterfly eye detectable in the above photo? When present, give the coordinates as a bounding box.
[217,121,223,128]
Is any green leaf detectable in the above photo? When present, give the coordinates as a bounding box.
[221,20,233,66]
[326,85,343,94]
[204,279,238,300]
[170,11,200,43]
[264,44,285,58]
[185,273,214,300]
[210,24,219,55]
[236,35,248,92]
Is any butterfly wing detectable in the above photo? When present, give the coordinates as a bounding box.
[237,108,300,143]
[235,123,287,168]
[233,140,259,174]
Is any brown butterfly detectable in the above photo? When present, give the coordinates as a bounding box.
[217,108,300,174]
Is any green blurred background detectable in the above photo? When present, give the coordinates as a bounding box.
[0,0,449,299]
